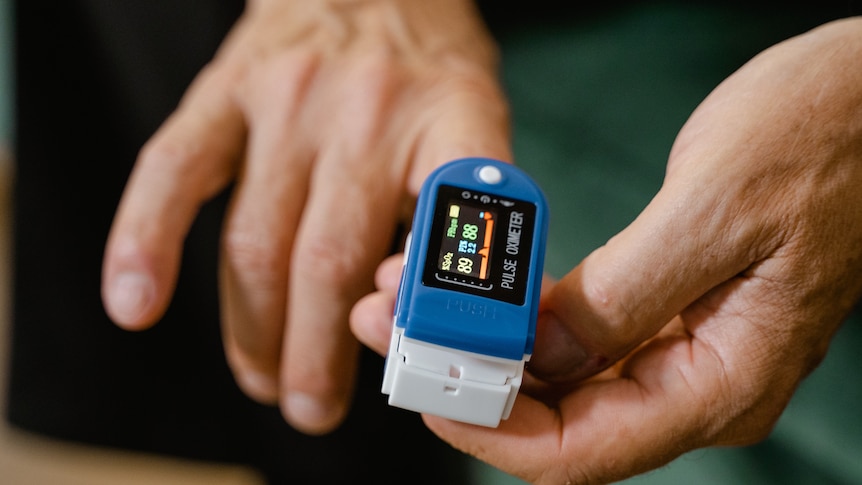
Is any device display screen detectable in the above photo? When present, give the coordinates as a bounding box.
[436,202,495,280]
[423,184,536,305]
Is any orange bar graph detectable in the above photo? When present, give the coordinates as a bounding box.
[478,214,494,279]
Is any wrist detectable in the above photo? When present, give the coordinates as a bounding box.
[241,0,497,64]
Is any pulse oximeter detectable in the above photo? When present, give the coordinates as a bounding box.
[382,157,549,427]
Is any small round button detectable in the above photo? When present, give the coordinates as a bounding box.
[478,165,503,185]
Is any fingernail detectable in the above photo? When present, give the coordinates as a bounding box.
[529,311,590,381]
[283,393,342,435]
[107,271,154,326]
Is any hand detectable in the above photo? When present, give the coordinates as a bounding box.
[352,17,862,483]
[100,0,510,435]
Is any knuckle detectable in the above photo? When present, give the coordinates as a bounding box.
[137,129,222,185]
[222,229,288,287]
[292,234,367,292]
[268,50,319,83]
[137,135,200,171]
[581,275,639,338]
[354,49,402,84]
[243,50,321,108]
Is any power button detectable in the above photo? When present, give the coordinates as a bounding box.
[477,165,503,185]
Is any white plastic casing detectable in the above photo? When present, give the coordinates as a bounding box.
[382,324,527,428]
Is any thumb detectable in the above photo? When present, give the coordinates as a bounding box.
[529,177,760,383]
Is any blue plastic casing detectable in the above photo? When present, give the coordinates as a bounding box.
[393,157,549,361]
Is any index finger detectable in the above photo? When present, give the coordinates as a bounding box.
[102,66,244,328]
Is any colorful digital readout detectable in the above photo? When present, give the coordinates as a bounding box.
[437,202,495,280]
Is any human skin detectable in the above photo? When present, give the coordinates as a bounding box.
[351,16,862,484]
[100,0,510,435]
